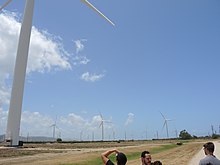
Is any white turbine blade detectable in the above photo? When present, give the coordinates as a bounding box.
[99,113,103,120]
[0,0,12,11]
[104,120,112,123]
[162,121,166,130]
[99,121,103,128]
[81,0,115,26]
[50,124,55,127]
[159,111,166,120]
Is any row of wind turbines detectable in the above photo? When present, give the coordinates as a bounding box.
[49,113,113,141]
[48,112,173,141]
[0,0,115,146]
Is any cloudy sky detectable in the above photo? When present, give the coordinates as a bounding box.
[0,0,220,141]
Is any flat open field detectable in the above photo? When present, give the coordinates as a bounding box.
[0,140,207,165]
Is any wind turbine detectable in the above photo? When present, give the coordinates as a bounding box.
[50,117,59,140]
[1,0,115,146]
[160,111,172,139]
[99,113,112,141]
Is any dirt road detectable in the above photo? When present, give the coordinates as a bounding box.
[188,141,220,165]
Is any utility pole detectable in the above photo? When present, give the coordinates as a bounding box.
[145,128,148,140]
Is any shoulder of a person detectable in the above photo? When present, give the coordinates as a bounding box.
[106,159,114,165]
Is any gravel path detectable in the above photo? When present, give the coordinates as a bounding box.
[188,141,220,165]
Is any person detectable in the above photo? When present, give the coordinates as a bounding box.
[101,149,127,165]
[153,160,162,165]
[199,142,220,165]
[141,151,153,165]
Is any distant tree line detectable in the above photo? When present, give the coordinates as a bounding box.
[179,129,220,140]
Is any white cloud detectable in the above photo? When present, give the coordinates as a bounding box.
[0,107,8,135]
[0,108,115,140]
[21,111,52,126]
[60,113,101,131]
[73,39,90,66]
[73,55,90,66]
[91,115,102,125]
[27,27,71,73]
[125,113,134,126]
[81,72,105,82]
[0,11,72,105]
[21,111,54,136]
[0,86,10,105]
[60,113,86,126]
[74,39,87,54]
[59,113,113,139]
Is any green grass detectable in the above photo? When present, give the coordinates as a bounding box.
[60,143,179,165]
[125,143,178,161]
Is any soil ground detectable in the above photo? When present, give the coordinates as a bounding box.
[0,139,216,165]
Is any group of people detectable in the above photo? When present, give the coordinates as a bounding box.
[101,148,162,165]
[101,141,220,165]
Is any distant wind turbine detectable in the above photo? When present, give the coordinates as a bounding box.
[50,117,59,140]
[99,113,112,141]
[160,111,173,139]
[1,0,115,146]
[112,128,116,140]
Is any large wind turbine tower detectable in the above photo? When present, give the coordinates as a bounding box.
[0,0,114,146]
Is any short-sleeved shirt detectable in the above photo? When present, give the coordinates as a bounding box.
[199,155,220,165]
[106,159,114,165]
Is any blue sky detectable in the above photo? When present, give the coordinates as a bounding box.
[0,0,220,141]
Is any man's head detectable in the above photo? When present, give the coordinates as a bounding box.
[153,161,162,165]
[203,142,215,155]
[141,151,152,165]
[116,152,127,165]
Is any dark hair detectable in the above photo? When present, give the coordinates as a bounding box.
[141,151,150,158]
[153,160,162,165]
[203,142,215,153]
[116,152,127,165]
